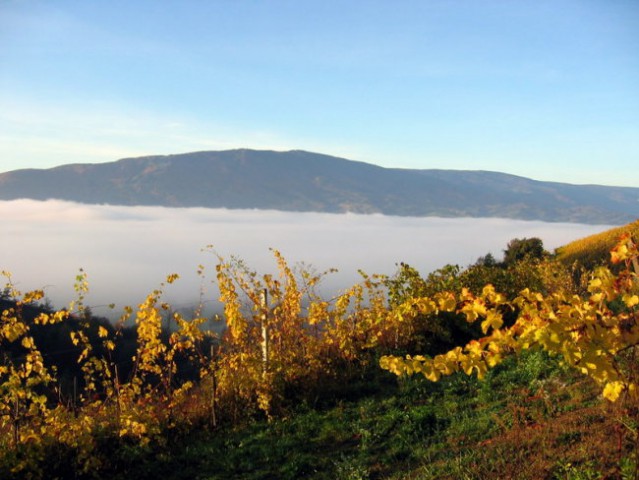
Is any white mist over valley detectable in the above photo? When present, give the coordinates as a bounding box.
[2,199,611,318]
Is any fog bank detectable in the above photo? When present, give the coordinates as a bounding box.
[1,200,612,317]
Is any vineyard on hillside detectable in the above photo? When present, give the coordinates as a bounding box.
[556,219,639,270]
[1,225,639,479]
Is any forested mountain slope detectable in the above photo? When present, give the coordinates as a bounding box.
[1,149,637,224]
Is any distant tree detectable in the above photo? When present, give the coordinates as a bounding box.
[475,252,497,267]
[503,237,546,266]
[0,286,10,300]
[38,296,55,312]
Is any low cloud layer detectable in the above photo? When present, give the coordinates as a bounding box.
[1,200,611,318]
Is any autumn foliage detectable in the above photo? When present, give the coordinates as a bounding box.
[1,233,638,476]
[381,234,639,402]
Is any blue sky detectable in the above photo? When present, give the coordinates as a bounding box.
[1,0,638,186]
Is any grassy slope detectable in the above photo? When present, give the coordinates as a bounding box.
[83,352,629,480]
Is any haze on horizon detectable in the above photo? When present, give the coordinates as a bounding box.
[1,1,638,187]
[1,199,613,318]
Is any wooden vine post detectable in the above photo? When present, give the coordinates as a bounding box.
[260,289,270,378]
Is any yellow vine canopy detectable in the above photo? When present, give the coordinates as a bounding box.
[380,234,639,402]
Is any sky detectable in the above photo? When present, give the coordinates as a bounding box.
[0,200,610,316]
[0,1,638,187]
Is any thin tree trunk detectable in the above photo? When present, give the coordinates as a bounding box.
[261,289,269,378]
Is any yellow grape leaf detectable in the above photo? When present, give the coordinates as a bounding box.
[53,310,69,323]
[432,358,453,376]
[588,277,602,292]
[611,244,629,264]
[78,347,91,362]
[462,299,486,323]
[623,294,639,308]
[480,311,503,334]
[23,289,44,304]
[3,323,26,343]
[21,336,35,349]
[602,381,624,402]
[98,326,109,338]
[437,294,457,312]
[473,300,487,316]
[34,313,50,325]
[379,356,404,376]
[486,352,502,368]
[481,284,495,297]
[466,340,483,355]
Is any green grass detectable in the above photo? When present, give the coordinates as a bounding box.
[2,350,634,480]
[35,349,625,480]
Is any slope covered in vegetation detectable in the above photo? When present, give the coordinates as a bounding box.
[1,149,638,224]
[556,219,639,269]
[1,220,638,479]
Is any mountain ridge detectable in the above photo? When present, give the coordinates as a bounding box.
[1,149,637,224]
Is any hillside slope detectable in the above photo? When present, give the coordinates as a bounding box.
[555,219,639,268]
